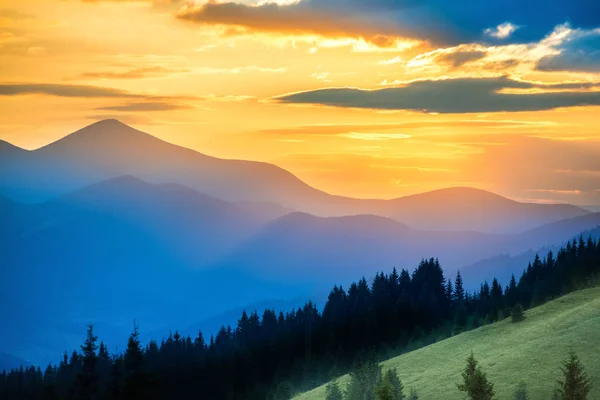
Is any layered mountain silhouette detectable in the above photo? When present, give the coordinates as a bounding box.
[1,119,599,366]
[2,175,599,364]
[0,119,589,233]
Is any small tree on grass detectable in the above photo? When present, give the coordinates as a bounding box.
[407,388,419,400]
[556,351,591,400]
[325,380,343,400]
[513,381,529,400]
[511,303,525,323]
[345,357,382,400]
[457,352,495,400]
[376,368,405,400]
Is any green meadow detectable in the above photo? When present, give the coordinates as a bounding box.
[294,286,600,399]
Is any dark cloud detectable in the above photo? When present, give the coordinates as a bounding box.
[276,76,600,113]
[79,66,189,80]
[96,102,190,112]
[484,59,520,71]
[437,50,487,67]
[0,84,139,98]
[536,31,600,72]
[0,83,193,102]
[177,2,403,47]
[176,0,600,46]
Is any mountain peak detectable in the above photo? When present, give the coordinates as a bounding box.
[89,118,129,129]
[37,119,157,154]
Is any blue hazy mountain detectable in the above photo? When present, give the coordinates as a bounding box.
[0,177,302,364]
[0,119,589,233]
[1,176,599,365]
[0,351,28,373]
[461,224,600,289]
[220,211,600,284]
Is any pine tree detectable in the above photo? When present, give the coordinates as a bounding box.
[122,322,156,400]
[325,380,344,400]
[445,279,453,302]
[557,351,591,400]
[407,388,419,400]
[376,368,404,400]
[107,356,122,400]
[457,352,495,400]
[511,303,525,323]
[345,357,382,400]
[77,324,99,400]
[454,270,465,303]
[376,379,395,400]
[513,381,529,400]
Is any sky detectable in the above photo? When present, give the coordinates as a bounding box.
[1,0,600,205]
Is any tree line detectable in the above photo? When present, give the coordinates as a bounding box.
[1,234,599,399]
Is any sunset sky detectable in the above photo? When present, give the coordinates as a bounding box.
[1,0,599,205]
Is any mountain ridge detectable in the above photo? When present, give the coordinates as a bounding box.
[0,119,590,234]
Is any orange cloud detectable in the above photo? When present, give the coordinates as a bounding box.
[176,1,414,48]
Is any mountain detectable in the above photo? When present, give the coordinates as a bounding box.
[294,286,600,400]
[0,351,28,373]
[220,211,600,285]
[461,222,600,289]
[1,175,598,364]
[0,177,301,364]
[367,187,590,233]
[0,119,590,233]
[0,119,333,211]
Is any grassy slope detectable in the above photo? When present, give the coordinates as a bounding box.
[294,287,600,399]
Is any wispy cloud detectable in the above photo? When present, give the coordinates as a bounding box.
[437,50,487,67]
[96,101,190,111]
[536,27,600,73]
[78,66,189,80]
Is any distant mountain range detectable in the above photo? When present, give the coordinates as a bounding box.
[0,119,589,233]
[1,119,599,366]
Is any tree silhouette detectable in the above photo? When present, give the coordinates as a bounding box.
[76,324,99,400]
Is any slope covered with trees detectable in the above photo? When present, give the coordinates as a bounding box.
[1,234,600,399]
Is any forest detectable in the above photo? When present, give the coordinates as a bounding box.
[1,235,599,400]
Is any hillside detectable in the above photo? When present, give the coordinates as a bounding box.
[294,286,600,400]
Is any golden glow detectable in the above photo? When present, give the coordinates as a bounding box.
[1,0,599,205]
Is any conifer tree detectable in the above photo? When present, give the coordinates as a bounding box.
[122,322,156,400]
[325,380,343,400]
[457,352,495,400]
[345,357,382,400]
[454,271,465,303]
[376,368,405,400]
[557,351,591,400]
[407,388,419,400]
[511,303,525,323]
[77,324,99,400]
